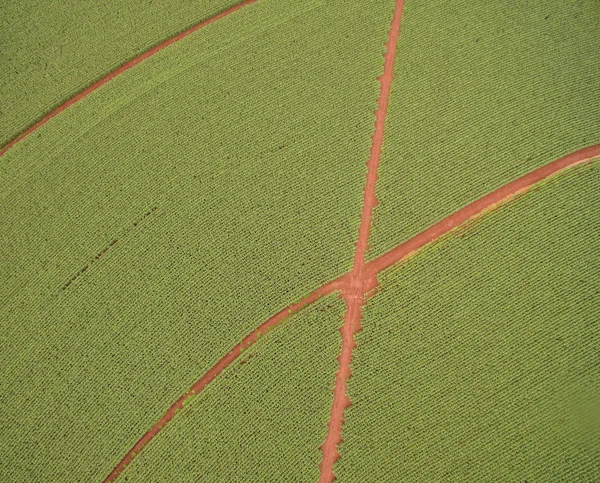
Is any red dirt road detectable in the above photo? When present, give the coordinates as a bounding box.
[364,144,600,280]
[318,1,406,482]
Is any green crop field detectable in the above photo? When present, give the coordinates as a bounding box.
[1,0,598,481]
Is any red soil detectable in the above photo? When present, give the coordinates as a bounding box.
[318,1,406,481]
[0,0,257,158]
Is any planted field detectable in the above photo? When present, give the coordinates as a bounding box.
[1,0,598,481]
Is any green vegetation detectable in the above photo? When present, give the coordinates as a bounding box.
[338,161,600,481]
[0,0,242,146]
[369,0,600,258]
[0,0,394,480]
[120,295,343,482]
[2,0,599,480]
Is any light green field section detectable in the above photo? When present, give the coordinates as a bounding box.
[119,295,343,482]
[0,0,241,146]
[369,0,600,258]
[337,161,600,481]
[0,1,395,480]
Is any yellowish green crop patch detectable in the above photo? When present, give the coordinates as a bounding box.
[0,0,243,146]
[0,0,394,480]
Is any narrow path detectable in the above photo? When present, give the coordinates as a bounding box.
[318,1,406,481]
[0,0,257,158]
[102,144,599,482]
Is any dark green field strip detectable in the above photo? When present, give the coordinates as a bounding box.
[368,0,600,259]
[0,0,395,480]
[117,295,343,482]
[0,0,242,147]
[337,161,600,481]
